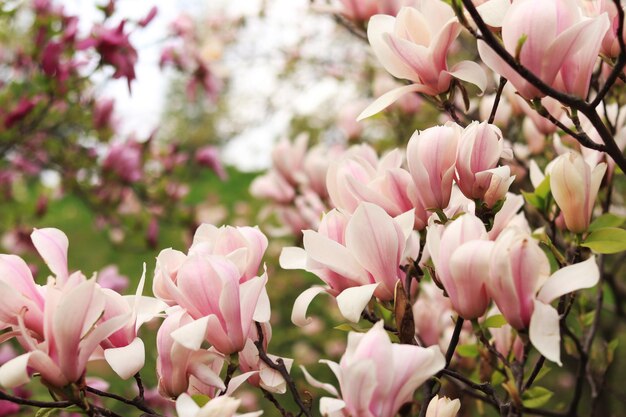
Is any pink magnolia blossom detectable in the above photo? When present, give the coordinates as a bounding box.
[153,224,270,355]
[455,121,514,206]
[426,214,492,319]
[157,254,269,355]
[478,0,609,98]
[489,228,600,364]
[0,278,129,388]
[80,21,138,89]
[327,145,427,228]
[281,202,418,326]
[188,224,268,282]
[102,140,143,183]
[580,0,626,57]
[301,321,445,417]
[550,152,606,233]
[195,146,228,180]
[100,266,167,380]
[156,309,225,399]
[358,3,486,119]
[407,123,461,211]
[412,281,455,349]
[238,322,293,394]
[96,265,129,293]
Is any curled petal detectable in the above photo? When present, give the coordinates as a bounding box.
[336,283,379,323]
[291,286,327,327]
[104,337,145,380]
[529,300,562,365]
[538,256,600,303]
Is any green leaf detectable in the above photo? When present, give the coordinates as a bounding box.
[456,344,479,358]
[535,174,551,200]
[522,386,553,408]
[581,227,626,254]
[191,394,210,407]
[522,190,542,210]
[334,323,369,333]
[491,371,506,386]
[36,407,84,417]
[484,314,507,328]
[589,214,625,232]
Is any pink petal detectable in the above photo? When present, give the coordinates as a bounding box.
[31,228,69,284]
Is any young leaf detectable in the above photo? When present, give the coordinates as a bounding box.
[456,344,479,358]
[588,214,625,232]
[484,314,507,328]
[581,227,626,254]
[522,386,553,408]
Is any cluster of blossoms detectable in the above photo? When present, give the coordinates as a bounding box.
[0,0,625,416]
[0,0,229,249]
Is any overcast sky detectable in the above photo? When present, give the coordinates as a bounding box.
[63,0,362,171]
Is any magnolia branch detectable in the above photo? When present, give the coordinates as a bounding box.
[254,322,313,417]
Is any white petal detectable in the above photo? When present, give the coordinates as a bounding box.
[529,300,562,366]
[253,286,271,323]
[448,61,487,92]
[357,84,432,121]
[538,256,600,303]
[0,353,31,388]
[394,210,416,242]
[291,286,327,327]
[226,371,257,395]
[104,338,145,380]
[176,393,200,417]
[171,316,209,350]
[336,284,379,323]
[319,397,346,417]
[279,247,308,270]
[300,365,339,397]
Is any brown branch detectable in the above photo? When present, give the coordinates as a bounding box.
[85,385,158,415]
[254,322,312,417]
[0,390,72,408]
[489,77,508,124]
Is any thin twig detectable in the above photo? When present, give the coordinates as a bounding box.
[254,322,312,417]
[489,77,508,124]
[85,386,157,415]
[0,390,72,408]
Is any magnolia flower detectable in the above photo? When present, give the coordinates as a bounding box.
[280,202,418,325]
[0,279,129,388]
[175,394,262,417]
[489,228,600,364]
[455,122,514,206]
[156,254,269,355]
[426,214,492,320]
[100,265,167,380]
[327,145,427,228]
[156,309,226,398]
[478,0,609,98]
[238,323,293,394]
[580,0,626,57]
[359,3,486,119]
[425,395,461,417]
[301,322,445,417]
[550,152,606,233]
[189,224,268,282]
[412,281,456,349]
[407,123,462,211]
